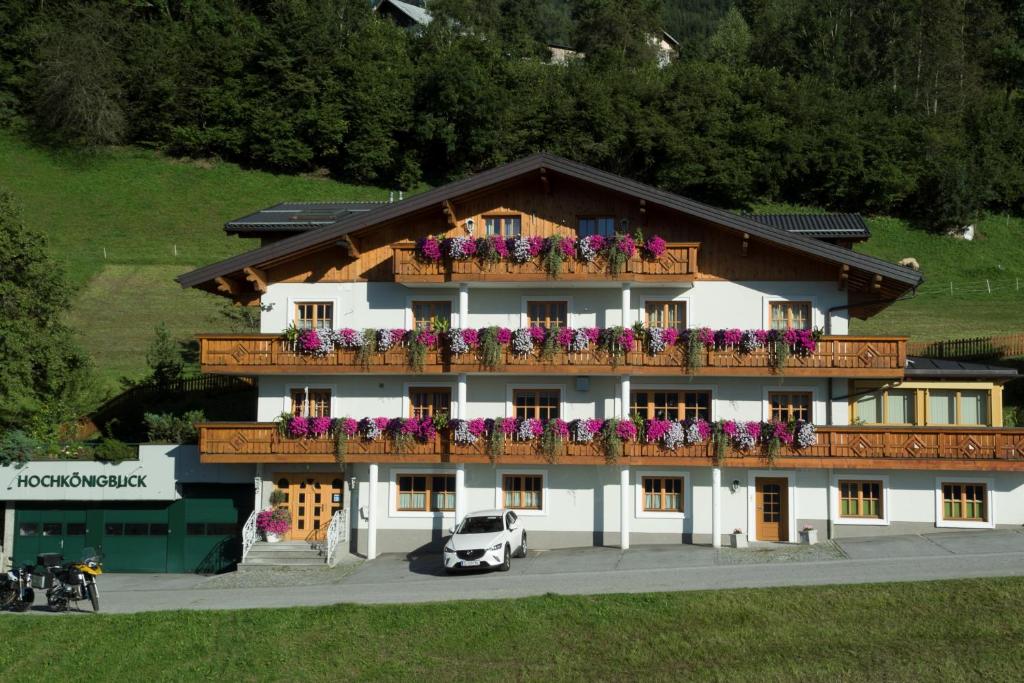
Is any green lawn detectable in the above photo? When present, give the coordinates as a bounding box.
[0,578,1021,680]
[0,132,390,389]
[755,204,1024,341]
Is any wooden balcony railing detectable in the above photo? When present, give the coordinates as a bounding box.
[199,335,907,378]
[392,241,700,283]
[199,423,1024,470]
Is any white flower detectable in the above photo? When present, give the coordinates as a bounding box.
[578,236,600,262]
[509,236,533,263]
[449,329,470,355]
[447,237,475,260]
[733,423,756,451]
[377,329,399,352]
[451,419,478,445]
[573,420,595,443]
[647,328,667,354]
[569,328,591,352]
[795,421,817,448]
[662,422,685,450]
[740,330,764,353]
[511,328,534,355]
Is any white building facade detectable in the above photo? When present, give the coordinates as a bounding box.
[182,153,1022,560]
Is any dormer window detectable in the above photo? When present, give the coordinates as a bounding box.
[578,216,615,237]
[485,215,521,237]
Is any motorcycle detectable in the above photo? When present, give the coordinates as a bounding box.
[43,548,103,613]
[0,563,36,612]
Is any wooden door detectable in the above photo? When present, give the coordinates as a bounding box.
[755,478,788,542]
[273,474,345,542]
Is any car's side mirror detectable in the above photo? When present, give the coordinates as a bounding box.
[508,521,517,530]
[449,526,456,534]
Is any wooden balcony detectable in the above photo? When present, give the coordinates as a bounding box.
[198,424,1024,471]
[392,241,700,283]
[198,334,907,378]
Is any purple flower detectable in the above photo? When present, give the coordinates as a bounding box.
[468,418,488,437]
[496,327,512,344]
[309,416,332,437]
[662,328,680,346]
[490,235,509,258]
[499,418,516,435]
[550,419,569,439]
[528,236,544,257]
[528,326,547,343]
[335,417,358,437]
[337,328,364,348]
[643,235,667,259]
[287,415,309,439]
[697,327,715,347]
[616,420,637,441]
[416,236,441,262]
[721,420,738,437]
[584,327,601,344]
[646,419,671,442]
[558,237,575,258]
[416,329,438,347]
[462,328,479,346]
[612,234,636,258]
[556,327,574,349]
[719,328,743,347]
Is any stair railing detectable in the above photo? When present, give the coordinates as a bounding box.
[325,510,347,567]
[241,509,258,561]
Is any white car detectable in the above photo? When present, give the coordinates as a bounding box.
[443,509,527,573]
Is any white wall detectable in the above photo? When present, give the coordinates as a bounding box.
[260,280,849,334]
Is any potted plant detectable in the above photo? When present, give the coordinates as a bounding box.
[269,489,287,507]
[730,528,748,549]
[256,508,291,543]
[799,524,818,545]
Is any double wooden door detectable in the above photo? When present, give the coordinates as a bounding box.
[273,474,345,542]
[755,478,788,542]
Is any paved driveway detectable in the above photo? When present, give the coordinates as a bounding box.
[7,530,1024,614]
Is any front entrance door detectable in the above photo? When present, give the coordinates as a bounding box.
[755,478,788,542]
[273,474,345,542]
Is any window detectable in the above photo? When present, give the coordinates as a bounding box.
[295,302,333,330]
[631,390,711,421]
[18,523,37,536]
[854,389,915,425]
[526,300,568,329]
[290,388,331,418]
[769,301,812,330]
[485,215,521,237]
[397,474,455,512]
[409,387,451,419]
[942,483,986,522]
[411,301,451,331]
[104,523,124,536]
[503,475,543,510]
[513,389,560,420]
[769,392,812,422]
[838,480,883,519]
[206,523,236,535]
[645,301,687,331]
[125,523,149,536]
[149,523,170,536]
[928,390,989,426]
[42,522,62,536]
[643,477,683,512]
[187,523,206,535]
[66,523,86,536]
[578,216,615,237]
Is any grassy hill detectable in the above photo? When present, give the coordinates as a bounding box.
[0,132,391,390]
[754,204,1024,341]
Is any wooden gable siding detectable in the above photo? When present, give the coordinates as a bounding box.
[266,176,837,285]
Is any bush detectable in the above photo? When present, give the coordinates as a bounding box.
[92,437,136,463]
[144,410,205,444]
[0,430,43,466]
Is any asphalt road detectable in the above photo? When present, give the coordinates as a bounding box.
[8,530,1024,614]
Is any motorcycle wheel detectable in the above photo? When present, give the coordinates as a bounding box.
[48,594,69,612]
[0,586,15,609]
[11,599,31,613]
[88,583,99,612]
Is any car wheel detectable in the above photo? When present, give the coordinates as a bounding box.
[498,544,511,572]
[516,533,528,558]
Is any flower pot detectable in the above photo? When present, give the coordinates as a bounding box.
[265,532,282,543]
[800,528,818,545]
[730,532,748,549]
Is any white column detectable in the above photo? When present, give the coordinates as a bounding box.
[367,463,379,560]
[619,376,631,418]
[454,464,466,531]
[711,467,722,548]
[458,283,469,327]
[1,502,14,571]
[621,283,632,327]
[620,467,630,550]
[457,374,468,419]
[254,464,264,511]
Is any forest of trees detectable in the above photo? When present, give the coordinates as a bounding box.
[1,0,1021,229]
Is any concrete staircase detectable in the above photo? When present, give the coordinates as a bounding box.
[239,541,326,569]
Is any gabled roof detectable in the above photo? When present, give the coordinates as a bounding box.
[375,0,432,26]
[177,152,923,312]
[748,214,870,242]
[224,201,391,235]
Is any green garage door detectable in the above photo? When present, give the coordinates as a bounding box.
[101,504,171,572]
[11,506,88,566]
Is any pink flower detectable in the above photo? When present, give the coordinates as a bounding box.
[461,328,479,346]
[468,418,487,437]
[556,327,574,349]
[491,236,510,258]
[298,329,322,353]
[287,415,309,438]
[695,419,712,441]
[744,421,762,441]
[588,235,606,251]
[337,417,358,437]
[584,327,601,343]
[499,418,516,435]
[756,329,772,345]
[697,327,715,347]
[496,328,512,344]
[585,418,604,434]
[528,326,547,343]
[528,236,544,256]
[613,234,636,258]
[721,420,738,437]
[644,235,667,259]
[418,419,437,442]
[646,419,670,442]
[558,237,575,258]
[416,236,441,262]
[417,329,438,346]
[719,328,743,346]
[373,417,389,431]
[551,419,569,438]
[662,328,680,346]
[616,420,637,441]
[309,416,332,437]
[530,419,545,438]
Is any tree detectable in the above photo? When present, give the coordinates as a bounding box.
[0,189,95,436]
[145,323,184,389]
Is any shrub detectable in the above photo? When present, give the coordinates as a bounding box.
[144,410,205,443]
[92,438,136,463]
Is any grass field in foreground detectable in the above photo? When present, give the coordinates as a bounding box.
[1,578,1022,680]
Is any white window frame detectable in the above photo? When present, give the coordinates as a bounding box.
[628,384,717,421]
[404,294,460,329]
[520,295,575,329]
[934,476,995,529]
[402,381,457,418]
[505,383,568,420]
[746,469,798,543]
[494,468,548,517]
[761,385,819,423]
[634,469,690,519]
[762,295,821,331]
[829,473,890,526]
[286,297,340,329]
[282,382,339,417]
[388,466,458,519]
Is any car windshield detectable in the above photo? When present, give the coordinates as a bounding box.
[458,516,503,534]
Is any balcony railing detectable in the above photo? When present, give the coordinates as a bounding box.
[198,335,907,378]
[392,241,700,283]
[198,423,1024,470]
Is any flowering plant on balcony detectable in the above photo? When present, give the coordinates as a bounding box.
[415,236,442,262]
[447,328,479,355]
[555,327,600,352]
[541,235,577,277]
[256,508,291,537]
[577,234,606,262]
[508,235,544,263]
[606,234,636,275]
[444,236,477,260]
[643,235,667,259]
[477,235,510,262]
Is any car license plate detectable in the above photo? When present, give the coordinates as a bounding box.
[461,560,481,567]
